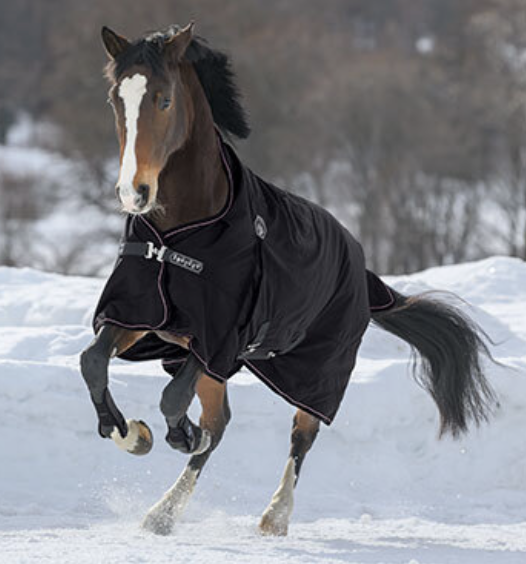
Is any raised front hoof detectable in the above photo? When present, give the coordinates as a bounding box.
[141,511,174,536]
[259,512,289,537]
[166,421,211,455]
[111,419,153,455]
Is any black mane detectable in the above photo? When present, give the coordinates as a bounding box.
[107,26,250,140]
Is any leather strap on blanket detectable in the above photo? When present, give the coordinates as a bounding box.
[119,241,204,275]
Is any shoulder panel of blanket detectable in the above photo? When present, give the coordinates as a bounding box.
[93,142,258,378]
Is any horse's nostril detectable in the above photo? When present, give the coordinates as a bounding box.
[136,184,150,207]
[115,186,121,200]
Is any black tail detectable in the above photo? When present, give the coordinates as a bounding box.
[372,289,496,438]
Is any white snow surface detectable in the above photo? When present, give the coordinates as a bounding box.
[1,257,526,563]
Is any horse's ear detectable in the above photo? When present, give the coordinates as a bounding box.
[164,22,195,64]
[101,26,131,60]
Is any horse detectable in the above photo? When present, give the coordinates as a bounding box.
[79,23,496,537]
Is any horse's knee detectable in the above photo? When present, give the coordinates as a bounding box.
[160,355,202,424]
[80,345,109,400]
[160,382,195,423]
[79,326,122,397]
[80,343,107,371]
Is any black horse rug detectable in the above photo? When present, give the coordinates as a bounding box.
[94,137,395,424]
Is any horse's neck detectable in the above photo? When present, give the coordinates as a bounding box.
[152,66,229,232]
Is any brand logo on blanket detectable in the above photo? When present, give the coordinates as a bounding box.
[166,251,204,274]
[254,215,267,240]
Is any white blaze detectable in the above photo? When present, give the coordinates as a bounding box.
[117,73,148,211]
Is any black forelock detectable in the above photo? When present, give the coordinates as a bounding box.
[106,26,250,140]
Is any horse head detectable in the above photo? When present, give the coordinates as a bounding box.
[102,24,195,215]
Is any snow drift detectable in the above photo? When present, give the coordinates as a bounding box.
[1,257,526,563]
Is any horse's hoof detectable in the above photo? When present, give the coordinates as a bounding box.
[111,419,153,455]
[165,419,211,455]
[141,512,174,536]
[259,512,289,537]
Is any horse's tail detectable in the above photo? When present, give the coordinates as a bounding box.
[371,287,496,438]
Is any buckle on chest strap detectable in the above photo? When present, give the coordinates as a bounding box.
[145,241,168,262]
[120,240,204,274]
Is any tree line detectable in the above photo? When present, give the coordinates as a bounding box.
[1,0,525,274]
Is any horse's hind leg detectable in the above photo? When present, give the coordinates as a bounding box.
[142,376,231,535]
[259,409,320,536]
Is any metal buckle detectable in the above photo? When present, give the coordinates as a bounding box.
[145,241,168,263]
[246,342,261,354]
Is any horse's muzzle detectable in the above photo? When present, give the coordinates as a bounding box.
[116,183,152,214]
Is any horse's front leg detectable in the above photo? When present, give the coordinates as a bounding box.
[79,325,152,454]
[160,354,212,455]
[142,375,231,535]
[259,409,320,536]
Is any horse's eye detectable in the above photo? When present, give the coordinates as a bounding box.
[159,97,171,111]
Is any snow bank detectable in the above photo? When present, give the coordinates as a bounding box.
[1,257,526,563]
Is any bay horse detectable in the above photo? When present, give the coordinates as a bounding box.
[79,23,496,536]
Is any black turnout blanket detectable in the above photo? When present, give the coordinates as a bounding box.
[94,138,394,424]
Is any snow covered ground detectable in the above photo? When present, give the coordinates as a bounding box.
[1,257,526,563]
